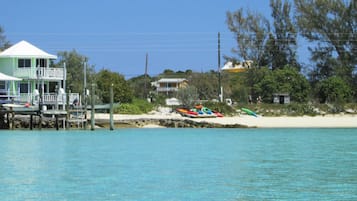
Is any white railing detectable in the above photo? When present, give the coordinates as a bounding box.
[0,89,20,103]
[156,87,179,92]
[18,93,79,105]
[13,67,64,80]
[37,67,64,80]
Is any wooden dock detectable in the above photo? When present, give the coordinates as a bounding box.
[0,85,116,130]
[0,103,117,130]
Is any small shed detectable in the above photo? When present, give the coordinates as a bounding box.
[273,93,290,104]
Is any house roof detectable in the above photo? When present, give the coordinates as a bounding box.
[0,72,22,81]
[221,60,252,73]
[157,78,187,83]
[0,40,57,59]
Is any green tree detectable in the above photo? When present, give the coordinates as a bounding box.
[251,67,276,102]
[267,0,298,70]
[224,72,248,103]
[188,71,219,100]
[226,8,271,66]
[273,66,311,102]
[294,0,356,84]
[128,74,153,99]
[176,85,199,107]
[317,76,353,104]
[227,1,298,69]
[96,69,133,103]
[0,26,11,51]
[252,66,310,103]
[55,50,95,94]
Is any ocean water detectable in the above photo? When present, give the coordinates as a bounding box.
[0,128,356,201]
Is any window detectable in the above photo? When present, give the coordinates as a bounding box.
[36,58,47,67]
[168,83,177,88]
[0,81,5,90]
[18,59,31,68]
[20,83,29,93]
[0,81,5,95]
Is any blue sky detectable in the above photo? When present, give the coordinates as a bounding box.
[1,0,303,78]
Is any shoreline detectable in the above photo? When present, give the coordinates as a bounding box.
[5,113,356,129]
[93,113,357,128]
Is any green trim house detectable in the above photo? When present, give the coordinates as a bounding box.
[0,40,66,107]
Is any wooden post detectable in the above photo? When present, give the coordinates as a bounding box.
[30,114,33,130]
[91,83,95,131]
[66,90,70,129]
[39,114,42,130]
[55,115,59,130]
[110,83,114,130]
[10,107,14,130]
[6,112,10,128]
[83,62,87,130]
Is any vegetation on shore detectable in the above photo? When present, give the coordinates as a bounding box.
[0,0,355,116]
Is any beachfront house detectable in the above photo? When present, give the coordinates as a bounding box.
[0,40,66,108]
[154,78,188,96]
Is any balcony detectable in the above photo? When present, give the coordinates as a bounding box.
[19,93,79,106]
[37,67,64,80]
[156,87,179,92]
[13,67,64,80]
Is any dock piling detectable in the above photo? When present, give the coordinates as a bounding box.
[30,114,33,130]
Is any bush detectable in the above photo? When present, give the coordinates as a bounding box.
[241,103,316,116]
[114,99,154,114]
[203,101,236,116]
[286,103,315,116]
[317,76,353,103]
[133,99,154,113]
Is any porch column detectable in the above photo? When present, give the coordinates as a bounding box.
[27,80,30,103]
[41,80,44,106]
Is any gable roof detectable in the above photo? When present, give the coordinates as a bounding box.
[0,40,57,59]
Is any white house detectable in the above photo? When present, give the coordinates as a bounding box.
[0,40,66,107]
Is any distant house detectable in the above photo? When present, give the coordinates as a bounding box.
[0,40,66,107]
[154,78,188,96]
[221,60,253,73]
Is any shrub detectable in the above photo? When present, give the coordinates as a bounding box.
[203,101,236,116]
[114,99,154,114]
[317,76,353,104]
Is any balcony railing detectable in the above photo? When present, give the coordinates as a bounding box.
[0,89,19,103]
[13,67,64,80]
[18,93,79,106]
[156,87,179,92]
[37,67,64,80]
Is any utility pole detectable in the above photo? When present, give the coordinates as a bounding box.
[218,32,222,102]
[63,62,66,111]
[144,53,148,99]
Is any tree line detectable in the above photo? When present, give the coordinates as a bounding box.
[225,0,356,104]
[0,0,355,106]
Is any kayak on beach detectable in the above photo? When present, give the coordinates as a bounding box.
[241,108,258,117]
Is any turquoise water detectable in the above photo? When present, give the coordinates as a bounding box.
[0,128,356,201]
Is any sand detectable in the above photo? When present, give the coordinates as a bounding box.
[93,113,357,128]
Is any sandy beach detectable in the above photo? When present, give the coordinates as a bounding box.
[93,113,357,128]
